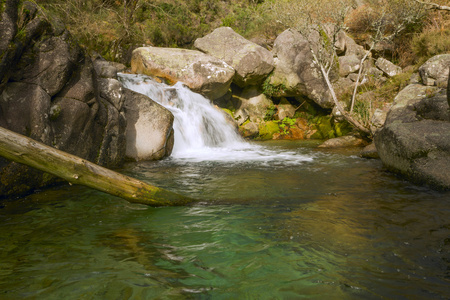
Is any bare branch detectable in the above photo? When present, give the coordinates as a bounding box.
[414,0,450,11]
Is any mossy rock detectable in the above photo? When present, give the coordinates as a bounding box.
[221,108,234,119]
[310,115,335,139]
[334,121,352,137]
[258,121,280,140]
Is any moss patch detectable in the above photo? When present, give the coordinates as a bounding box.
[258,121,280,140]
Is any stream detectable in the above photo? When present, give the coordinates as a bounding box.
[0,74,448,299]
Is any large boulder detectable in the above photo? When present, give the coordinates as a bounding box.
[123,89,174,161]
[419,54,450,87]
[0,1,127,198]
[131,47,235,100]
[194,27,274,87]
[268,29,334,108]
[374,83,450,190]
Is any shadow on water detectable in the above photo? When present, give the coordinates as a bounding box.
[1,141,449,299]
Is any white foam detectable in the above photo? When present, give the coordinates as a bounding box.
[118,73,313,164]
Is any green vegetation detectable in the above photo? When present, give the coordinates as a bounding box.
[32,0,448,68]
[34,0,270,62]
[258,121,279,140]
[262,76,287,98]
[279,117,296,135]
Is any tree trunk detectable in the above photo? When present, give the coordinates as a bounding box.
[0,126,196,206]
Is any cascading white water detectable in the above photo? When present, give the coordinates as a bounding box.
[118,73,313,164]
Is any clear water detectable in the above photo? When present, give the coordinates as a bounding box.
[1,141,449,299]
[1,75,449,299]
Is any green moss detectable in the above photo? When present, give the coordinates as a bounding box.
[0,0,5,15]
[258,121,280,140]
[334,121,352,137]
[310,115,335,139]
[221,108,234,120]
[262,75,286,97]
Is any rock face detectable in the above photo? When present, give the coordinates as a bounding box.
[194,27,274,87]
[269,29,334,108]
[131,47,235,100]
[0,1,127,197]
[419,54,450,87]
[123,89,174,161]
[0,1,173,198]
[375,83,450,190]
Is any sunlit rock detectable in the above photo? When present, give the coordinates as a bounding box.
[194,27,274,87]
[269,29,334,108]
[122,89,174,161]
[131,47,235,100]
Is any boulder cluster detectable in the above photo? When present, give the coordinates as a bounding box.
[0,1,174,197]
[130,26,410,142]
[374,55,450,190]
[0,0,449,194]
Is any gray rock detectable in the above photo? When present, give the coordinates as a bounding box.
[269,29,334,108]
[98,78,124,111]
[234,86,273,125]
[360,143,379,159]
[375,57,402,77]
[123,88,174,161]
[0,2,127,198]
[418,54,450,87]
[318,135,367,148]
[194,27,274,87]
[370,108,388,135]
[239,121,259,139]
[93,59,118,78]
[276,98,296,120]
[374,84,450,190]
[343,33,367,59]
[335,31,347,56]
[339,54,360,77]
[131,46,235,100]
[10,30,82,96]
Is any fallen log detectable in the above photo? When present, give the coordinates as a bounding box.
[0,126,195,206]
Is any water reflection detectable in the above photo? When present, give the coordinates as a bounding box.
[0,142,449,299]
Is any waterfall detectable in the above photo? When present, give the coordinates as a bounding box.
[118,73,313,164]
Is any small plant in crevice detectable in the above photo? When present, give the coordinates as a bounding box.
[263,104,277,121]
[262,76,286,98]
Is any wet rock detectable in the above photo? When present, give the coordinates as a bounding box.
[122,89,174,161]
[318,135,367,148]
[276,98,296,120]
[360,143,379,159]
[239,121,259,139]
[194,27,274,87]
